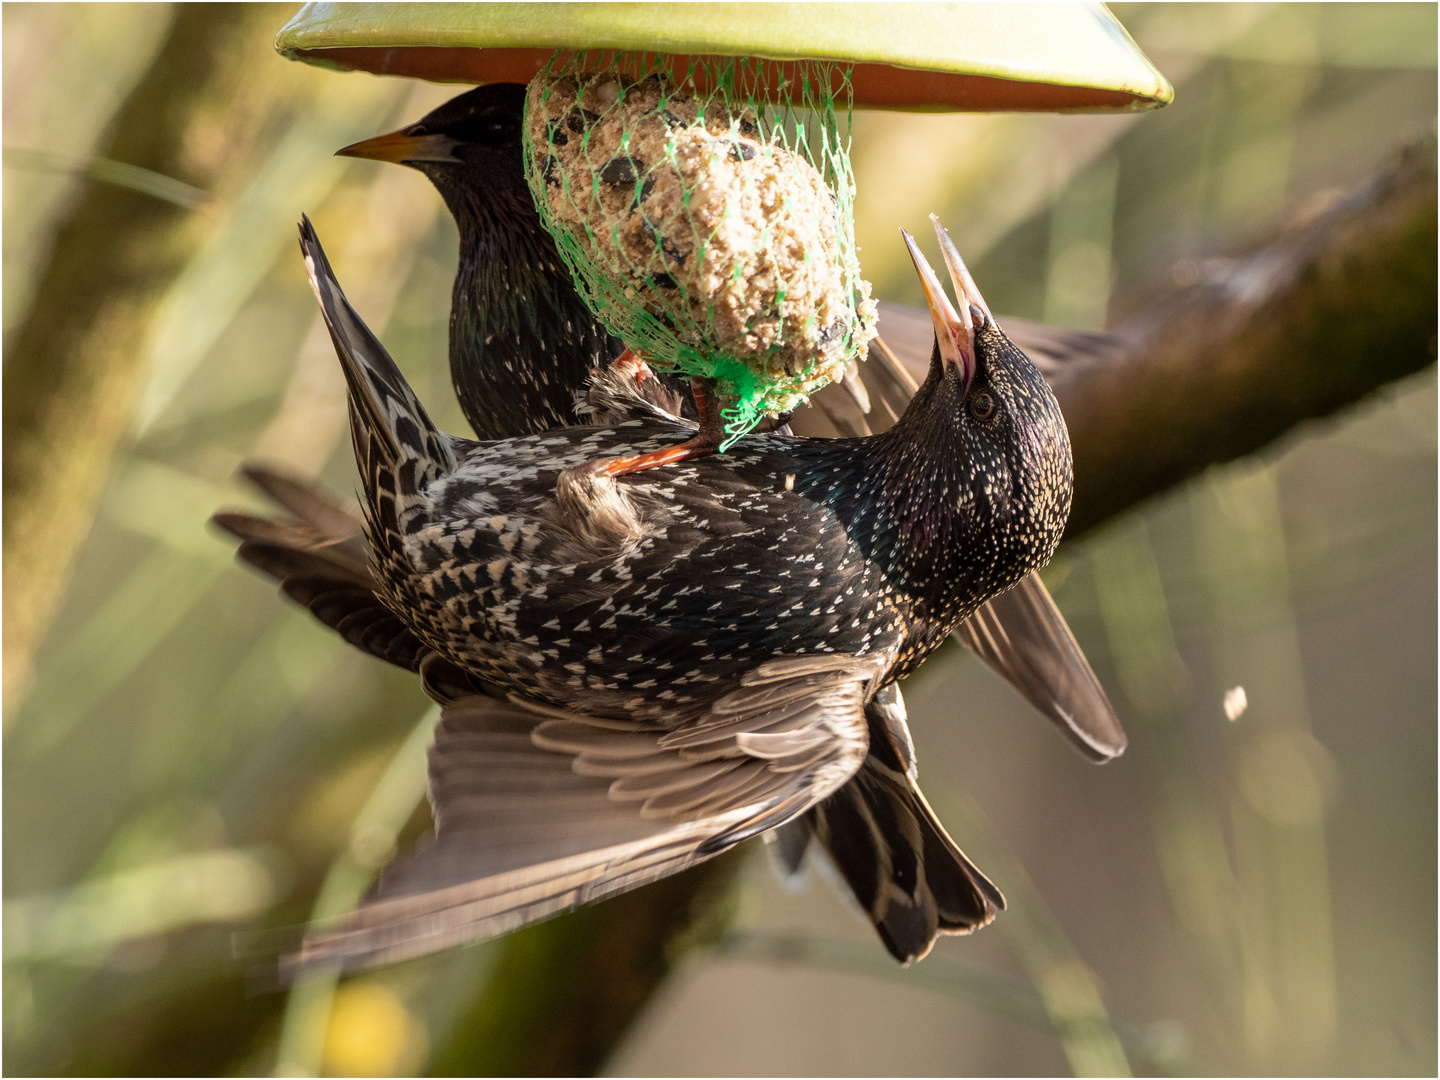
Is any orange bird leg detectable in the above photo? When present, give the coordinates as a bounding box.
[579,377,725,478]
[610,347,653,384]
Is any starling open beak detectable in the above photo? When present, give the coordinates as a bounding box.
[902,223,976,398]
[929,214,994,330]
[337,127,461,166]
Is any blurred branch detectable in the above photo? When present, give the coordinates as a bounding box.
[1,4,282,712]
[428,849,744,1077]
[824,140,1437,540]
[3,148,212,209]
[1059,136,1438,535]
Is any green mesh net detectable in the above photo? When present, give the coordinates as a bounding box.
[522,52,877,447]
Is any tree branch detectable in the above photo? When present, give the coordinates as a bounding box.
[1058,137,1437,535]
[1,4,290,711]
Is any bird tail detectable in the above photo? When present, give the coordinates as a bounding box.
[807,758,1005,964]
[297,216,454,509]
[768,686,1005,963]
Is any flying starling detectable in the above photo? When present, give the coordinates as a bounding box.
[238,212,1073,973]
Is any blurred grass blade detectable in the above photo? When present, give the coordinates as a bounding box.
[5,846,286,961]
[720,928,1052,1028]
[11,458,250,750]
[932,787,1133,1078]
[1088,517,1250,1044]
[274,704,440,1078]
[12,150,444,748]
[14,546,228,755]
[3,147,210,208]
[1190,467,1338,1070]
[718,930,1205,1075]
[131,74,408,436]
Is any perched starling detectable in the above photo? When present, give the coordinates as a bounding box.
[223,90,1119,969]
[250,212,1071,972]
[337,83,623,438]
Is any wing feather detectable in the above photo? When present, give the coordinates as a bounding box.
[213,466,428,673]
[281,659,878,976]
[953,573,1126,761]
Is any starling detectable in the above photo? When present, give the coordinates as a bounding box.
[337,83,625,439]
[252,211,1071,972]
[337,84,1123,762]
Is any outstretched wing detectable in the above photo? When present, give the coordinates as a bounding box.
[213,463,427,672]
[281,654,879,975]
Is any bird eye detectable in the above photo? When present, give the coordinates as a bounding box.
[453,113,520,146]
[968,391,995,421]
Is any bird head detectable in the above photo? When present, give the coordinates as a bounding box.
[889,217,1074,590]
[336,84,528,198]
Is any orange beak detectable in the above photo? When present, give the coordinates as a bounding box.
[336,127,461,166]
[901,224,975,396]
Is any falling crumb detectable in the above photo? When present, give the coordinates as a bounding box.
[785,474,796,491]
[1223,685,1248,721]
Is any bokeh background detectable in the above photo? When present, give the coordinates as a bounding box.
[4,3,1434,1075]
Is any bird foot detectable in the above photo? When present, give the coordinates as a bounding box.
[570,374,725,478]
[610,348,655,385]
[569,433,721,478]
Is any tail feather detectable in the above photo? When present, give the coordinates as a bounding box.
[808,758,1003,964]
[297,216,454,487]
[803,687,1003,964]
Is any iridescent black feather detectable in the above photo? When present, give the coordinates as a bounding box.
[377,83,622,437]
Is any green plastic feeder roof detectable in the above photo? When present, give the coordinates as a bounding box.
[276,3,1173,113]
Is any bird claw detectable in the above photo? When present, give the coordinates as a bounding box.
[610,348,655,385]
[570,373,726,478]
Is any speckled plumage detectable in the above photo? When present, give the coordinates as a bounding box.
[265,91,1111,973]
[365,363,1070,718]
[279,215,1072,970]
[341,90,1122,930]
[310,201,1072,719]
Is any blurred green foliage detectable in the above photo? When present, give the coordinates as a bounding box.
[3,3,1434,1075]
